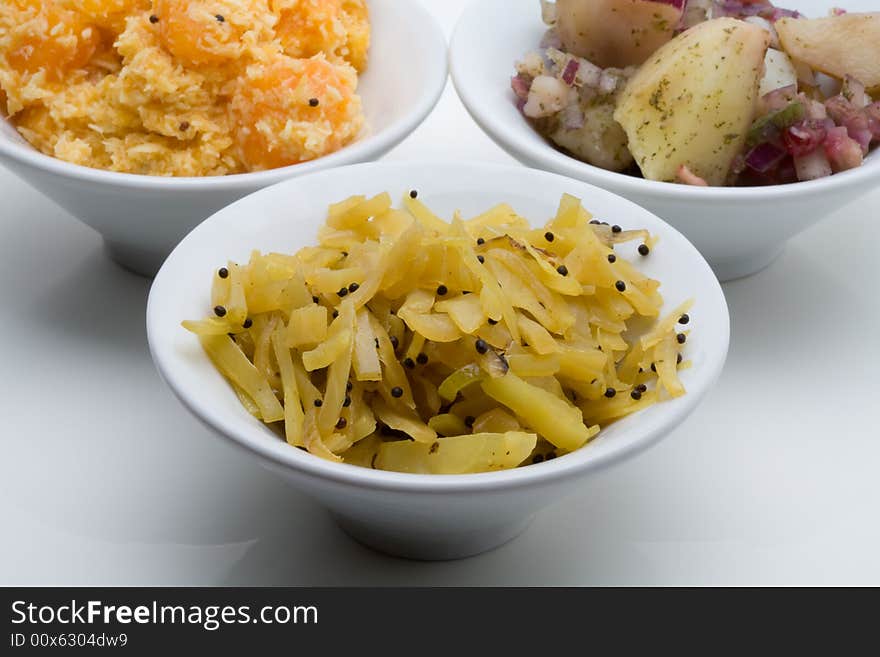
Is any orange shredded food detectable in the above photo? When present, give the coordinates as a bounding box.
[0,0,369,175]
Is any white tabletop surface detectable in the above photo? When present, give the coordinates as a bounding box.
[2,0,879,586]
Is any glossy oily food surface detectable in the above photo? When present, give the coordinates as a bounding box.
[182,191,694,474]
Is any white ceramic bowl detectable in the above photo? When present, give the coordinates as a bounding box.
[147,161,729,560]
[0,0,447,277]
[450,0,880,281]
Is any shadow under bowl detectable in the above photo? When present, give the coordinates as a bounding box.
[147,161,730,560]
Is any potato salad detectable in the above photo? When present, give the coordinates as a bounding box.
[512,1,880,186]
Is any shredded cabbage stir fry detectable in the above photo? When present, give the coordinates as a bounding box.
[184,193,693,474]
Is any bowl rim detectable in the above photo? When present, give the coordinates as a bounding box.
[0,0,448,192]
[448,0,879,202]
[147,160,730,494]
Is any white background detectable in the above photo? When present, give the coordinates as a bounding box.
[1,0,878,585]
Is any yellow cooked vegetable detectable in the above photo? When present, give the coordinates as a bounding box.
[776,13,880,93]
[184,192,693,474]
[376,432,538,475]
[614,18,771,185]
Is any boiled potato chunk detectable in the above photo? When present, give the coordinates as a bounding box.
[776,13,880,91]
[614,18,770,185]
[556,0,683,68]
[375,432,537,474]
[549,100,635,172]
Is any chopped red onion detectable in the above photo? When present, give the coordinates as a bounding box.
[850,128,873,153]
[510,74,531,101]
[523,75,571,118]
[794,149,833,181]
[802,96,828,121]
[679,0,712,31]
[776,155,798,184]
[745,142,787,172]
[768,8,800,20]
[713,1,799,21]
[824,126,864,172]
[782,119,827,157]
[826,94,873,154]
[825,95,858,122]
[865,103,880,141]
[561,59,579,86]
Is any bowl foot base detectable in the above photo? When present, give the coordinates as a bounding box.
[103,239,165,278]
[332,513,534,561]
[710,245,784,282]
